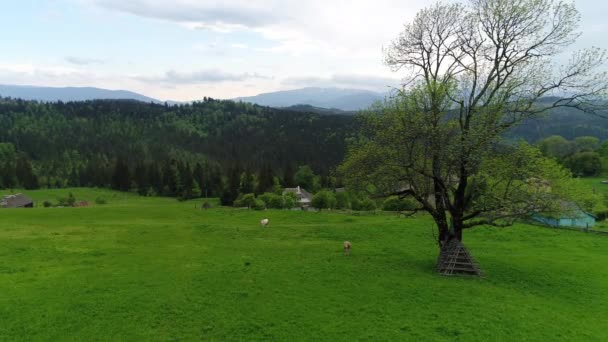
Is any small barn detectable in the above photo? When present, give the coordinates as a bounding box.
[532,203,596,229]
[283,186,313,207]
[0,194,34,208]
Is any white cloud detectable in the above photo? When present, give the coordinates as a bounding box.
[89,0,425,98]
[283,74,400,92]
[95,0,283,28]
[6,0,605,101]
[134,69,272,85]
[65,56,105,65]
[94,0,423,57]
[0,62,138,94]
[192,41,249,54]
[0,63,85,80]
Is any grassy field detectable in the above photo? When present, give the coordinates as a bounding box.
[1,188,607,341]
[578,177,608,200]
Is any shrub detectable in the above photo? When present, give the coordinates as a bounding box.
[234,193,257,208]
[382,196,401,211]
[311,190,337,210]
[352,197,376,211]
[594,209,608,222]
[146,187,157,197]
[283,192,297,209]
[252,199,266,211]
[401,197,418,210]
[95,197,107,205]
[335,192,351,209]
[58,193,77,207]
[382,196,418,211]
[259,192,283,209]
[43,200,52,208]
[67,193,76,207]
[350,197,362,211]
[564,152,602,177]
[358,198,377,211]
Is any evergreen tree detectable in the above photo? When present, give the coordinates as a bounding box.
[161,160,181,196]
[147,163,163,195]
[134,162,148,195]
[221,164,242,205]
[111,158,130,191]
[78,165,88,187]
[283,163,295,187]
[0,143,17,189]
[192,179,201,199]
[1,164,16,189]
[256,164,274,195]
[193,162,205,197]
[294,165,316,191]
[204,163,223,197]
[15,157,39,190]
[180,162,195,199]
[68,167,80,187]
[240,168,255,194]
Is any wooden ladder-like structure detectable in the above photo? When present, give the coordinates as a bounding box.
[436,239,482,276]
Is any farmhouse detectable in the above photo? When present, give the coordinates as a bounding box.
[532,202,596,229]
[0,194,34,208]
[283,186,313,207]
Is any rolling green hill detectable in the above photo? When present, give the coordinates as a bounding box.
[1,189,607,340]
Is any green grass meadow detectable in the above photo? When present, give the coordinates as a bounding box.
[578,177,608,200]
[1,188,607,340]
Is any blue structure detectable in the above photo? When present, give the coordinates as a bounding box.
[532,209,596,229]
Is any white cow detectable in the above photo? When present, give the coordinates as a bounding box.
[260,218,269,227]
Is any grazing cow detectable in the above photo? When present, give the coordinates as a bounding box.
[260,218,269,227]
[343,241,352,256]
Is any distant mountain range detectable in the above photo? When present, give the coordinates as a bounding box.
[235,87,386,111]
[0,84,385,111]
[0,85,160,103]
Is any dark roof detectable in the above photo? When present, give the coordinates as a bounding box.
[1,194,34,208]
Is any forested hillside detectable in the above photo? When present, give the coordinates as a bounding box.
[509,106,608,142]
[0,97,355,199]
[1,95,606,201]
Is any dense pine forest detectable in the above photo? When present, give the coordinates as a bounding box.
[1,95,607,203]
[0,97,355,201]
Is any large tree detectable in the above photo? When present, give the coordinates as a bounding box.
[341,0,606,249]
[537,135,574,160]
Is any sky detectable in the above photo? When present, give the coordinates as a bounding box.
[0,0,607,101]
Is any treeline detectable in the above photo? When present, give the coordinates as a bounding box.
[509,103,608,142]
[537,135,608,176]
[0,143,39,189]
[0,97,355,201]
[3,95,607,201]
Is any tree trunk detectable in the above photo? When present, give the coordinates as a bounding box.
[435,216,463,247]
[433,170,450,247]
[435,215,450,247]
[451,218,463,241]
